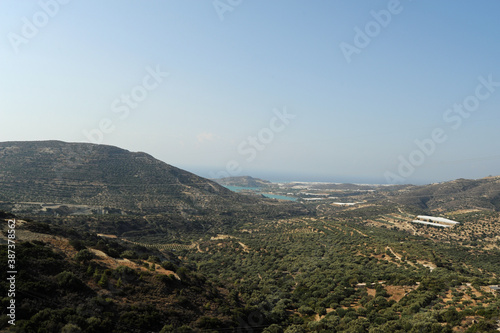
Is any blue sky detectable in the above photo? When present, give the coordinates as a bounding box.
[1,0,499,184]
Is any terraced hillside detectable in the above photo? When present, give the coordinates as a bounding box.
[0,141,308,227]
[2,198,500,332]
[184,212,500,332]
[0,213,240,332]
[389,177,500,213]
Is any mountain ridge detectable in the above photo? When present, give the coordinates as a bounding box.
[390,176,500,213]
[0,141,308,222]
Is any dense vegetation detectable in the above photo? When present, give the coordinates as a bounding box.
[1,208,499,332]
[0,217,237,332]
[185,215,500,332]
[1,141,500,332]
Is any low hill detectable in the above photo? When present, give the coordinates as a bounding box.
[212,176,272,188]
[390,176,500,213]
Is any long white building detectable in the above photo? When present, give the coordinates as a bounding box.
[411,220,453,228]
[416,215,460,225]
[411,215,460,228]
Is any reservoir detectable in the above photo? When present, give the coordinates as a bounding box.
[261,193,297,201]
[223,186,297,201]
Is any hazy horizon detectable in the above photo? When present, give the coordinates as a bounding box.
[183,165,496,186]
[0,138,496,186]
[2,1,499,185]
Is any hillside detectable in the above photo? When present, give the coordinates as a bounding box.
[0,141,240,212]
[2,204,500,332]
[0,141,307,219]
[2,142,500,331]
[213,176,272,188]
[0,213,238,332]
[389,177,500,213]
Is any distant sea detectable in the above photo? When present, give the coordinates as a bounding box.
[180,166,430,185]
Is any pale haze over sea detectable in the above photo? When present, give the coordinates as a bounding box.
[1,1,499,185]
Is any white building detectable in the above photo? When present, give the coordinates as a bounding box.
[411,220,453,228]
[411,215,460,228]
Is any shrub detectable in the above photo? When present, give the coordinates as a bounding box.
[74,249,94,263]
[61,323,82,333]
[196,316,223,329]
[263,324,284,333]
[121,250,137,259]
[69,239,86,251]
[161,261,178,271]
[56,271,84,291]
[284,325,306,333]
[297,305,315,316]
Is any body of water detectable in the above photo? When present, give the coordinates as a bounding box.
[262,193,297,201]
[223,186,297,201]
